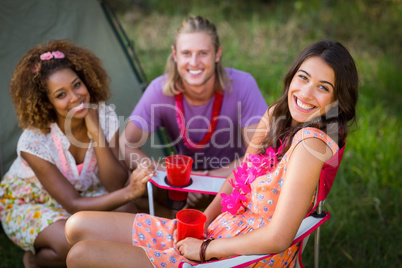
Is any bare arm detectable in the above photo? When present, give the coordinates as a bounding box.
[21,151,154,214]
[119,121,154,171]
[85,109,128,191]
[177,137,334,261]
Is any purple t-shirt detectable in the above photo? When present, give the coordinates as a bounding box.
[130,68,267,170]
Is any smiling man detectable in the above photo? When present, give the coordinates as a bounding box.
[121,16,267,177]
[120,16,267,210]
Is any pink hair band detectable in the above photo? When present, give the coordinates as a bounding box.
[40,51,65,61]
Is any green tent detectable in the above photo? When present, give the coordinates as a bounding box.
[0,0,165,176]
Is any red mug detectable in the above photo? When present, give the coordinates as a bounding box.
[176,209,207,241]
[165,155,193,201]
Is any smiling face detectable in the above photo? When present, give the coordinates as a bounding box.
[172,32,222,96]
[46,68,90,125]
[288,56,336,125]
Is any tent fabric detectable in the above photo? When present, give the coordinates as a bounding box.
[0,0,165,176]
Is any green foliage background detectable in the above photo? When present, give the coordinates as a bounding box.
[1,0,400,267]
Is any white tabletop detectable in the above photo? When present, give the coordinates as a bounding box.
[149,171,226,195]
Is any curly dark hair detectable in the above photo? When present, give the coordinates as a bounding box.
[9,39,111,134]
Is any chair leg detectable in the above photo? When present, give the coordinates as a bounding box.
[314,201,323,268]
[147,181,155,216]
[314,226,320,268]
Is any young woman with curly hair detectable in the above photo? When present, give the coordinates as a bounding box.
[0,40,155,267]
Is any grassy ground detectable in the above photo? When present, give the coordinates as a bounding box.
[1,0,401,267]
[118,0,401,267]
[0,224,24,267]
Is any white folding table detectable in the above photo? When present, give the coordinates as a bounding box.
[147,171,226,216]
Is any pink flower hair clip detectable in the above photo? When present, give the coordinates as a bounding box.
[40,51,65,61]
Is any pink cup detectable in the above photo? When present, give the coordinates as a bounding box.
[165,155,193,201]
[176,209,207,241]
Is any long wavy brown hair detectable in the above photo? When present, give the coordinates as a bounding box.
[260,40,359,157]
[9,39,111,134]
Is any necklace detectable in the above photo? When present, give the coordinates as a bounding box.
[175,92,223,151]
[221,142,284,215]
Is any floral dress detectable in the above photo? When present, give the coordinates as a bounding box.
[131,127,339,267]
[0,103,118,253]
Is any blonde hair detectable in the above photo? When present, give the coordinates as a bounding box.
[162,16,229,96]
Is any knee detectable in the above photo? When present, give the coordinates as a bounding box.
[66,240,89,268]
[65,211,87,246]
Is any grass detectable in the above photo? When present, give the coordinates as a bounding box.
[2,0,401,267]
[118,0,401,267]
[0,224,24,267]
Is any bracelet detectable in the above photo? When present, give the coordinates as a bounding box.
[199,237,214,263]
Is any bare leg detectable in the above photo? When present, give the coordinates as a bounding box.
[65,211,135,246]
[65,211,153,268]
[115,200,139,213]
[23,251,39,268]
[24,220,69,267]
[67,240,153,268]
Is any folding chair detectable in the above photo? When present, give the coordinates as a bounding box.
[147,146,345,268]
